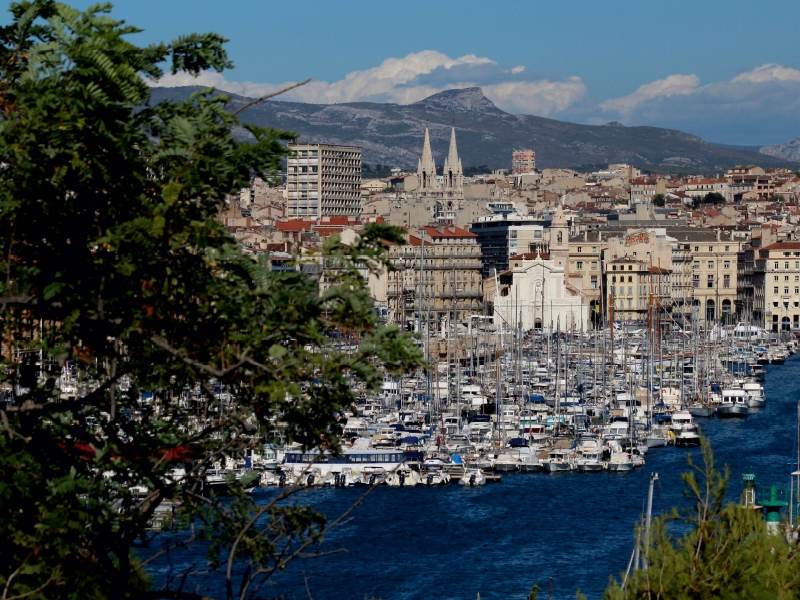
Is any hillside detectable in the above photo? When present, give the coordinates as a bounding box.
[149,86,795,171]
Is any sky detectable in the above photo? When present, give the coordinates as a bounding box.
[10,0,800,146]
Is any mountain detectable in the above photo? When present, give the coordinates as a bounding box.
[149,86,797,171]
[760,137,800,163]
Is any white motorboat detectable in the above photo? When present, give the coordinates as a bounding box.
[421,469,451,486]
[668,411,701,447]
[385,467,421,487]
[607,452,634,472]
[458,468,487,487]
[491,453,521,472]
[742,381,766,409]
[541,450,576,472]
[717,390,749,419]
[576,451,604,472]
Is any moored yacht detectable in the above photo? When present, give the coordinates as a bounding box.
[716,389,749,419]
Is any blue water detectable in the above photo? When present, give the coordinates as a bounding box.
[145,355,800,600]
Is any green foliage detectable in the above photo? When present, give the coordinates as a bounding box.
[605,437,799,599]
[0,2,424,598]
[767,193,785,203]
[701,191,726,204]
[652,194,666,207]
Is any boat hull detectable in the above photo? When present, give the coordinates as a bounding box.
[716,405,749,419]
[688,406,715,418]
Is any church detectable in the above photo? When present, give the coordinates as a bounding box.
[415,125,465,222]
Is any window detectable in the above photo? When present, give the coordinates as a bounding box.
[709,246,713,252]
[787,276,791,282]
[693,261,699,269]
[775,287,779,294]
[708,261,714,269]
[628,276,633,282]
[786,288,791,294]
[796,262,799,270]
[786,262,791,269]
[775,299,779,306]
[695,246,699,252]
[796,287,799,295]
[775,276,780,281]
[693,275,700,288]
[724,261,730,269]
[577,246,582,252]
[775,262,780,269]
[628,286,633,295]
[591,262,598,270]
[627,299,632,309]
[592,247,597,253]
[725,246,730,251]
[723,275,730,288]
[707,275,714,288]
[590,275,598,289]
[576,262,583,269]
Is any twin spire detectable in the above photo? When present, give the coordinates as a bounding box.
[416,123,462,194]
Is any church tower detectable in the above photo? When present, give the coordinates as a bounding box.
[442,126,463,196]
[416,125,439,194]
[550,205,570,274]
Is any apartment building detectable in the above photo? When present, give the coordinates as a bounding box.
[512,149,536,174]
[754,241,800,332]
[385,226,484,330]
[604,258,672,324]
[672,230,742,324]
[630,177,667,204]
[470,214,548,279]
[286,143,362,218]
[568,230,606,319]
[684,178,728,200]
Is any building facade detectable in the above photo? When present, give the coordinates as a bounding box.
[386,226,484,331]
[286,143,362,218]
[470,214,548,279]
[754,241,800,332]
[494,253,588,331]
[512,149,536,174]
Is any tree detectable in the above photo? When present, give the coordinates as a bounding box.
[605,437,798,599]
[701,191,726,204]
[0,2,423,599]
[652,194,666,207]
[767,193,785,203]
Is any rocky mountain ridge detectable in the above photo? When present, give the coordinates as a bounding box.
[149,86,797,171]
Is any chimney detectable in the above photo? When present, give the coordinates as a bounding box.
[584,230,588,241]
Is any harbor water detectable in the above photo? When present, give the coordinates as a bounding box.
[145,355,800,600]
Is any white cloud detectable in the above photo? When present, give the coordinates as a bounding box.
[600,74,699,114]
[731,63,800,83]
[149,50,584,116]
[593,63,800,144]
[484,78,585,115]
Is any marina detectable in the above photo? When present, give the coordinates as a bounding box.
[144,326,800,599]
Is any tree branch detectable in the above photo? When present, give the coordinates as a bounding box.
[231,79,312,116]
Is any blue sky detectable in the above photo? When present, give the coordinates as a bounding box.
[12,0,800,145]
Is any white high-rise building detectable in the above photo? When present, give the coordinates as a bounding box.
[286,143,362,218]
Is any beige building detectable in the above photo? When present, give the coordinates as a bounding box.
[754,241,800,332]
[385,225,484,331]
[568,230,606,320]
[605,258,672,324]
[630,177,667,204]
[672,230,743,325]
[286,142,361,218]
